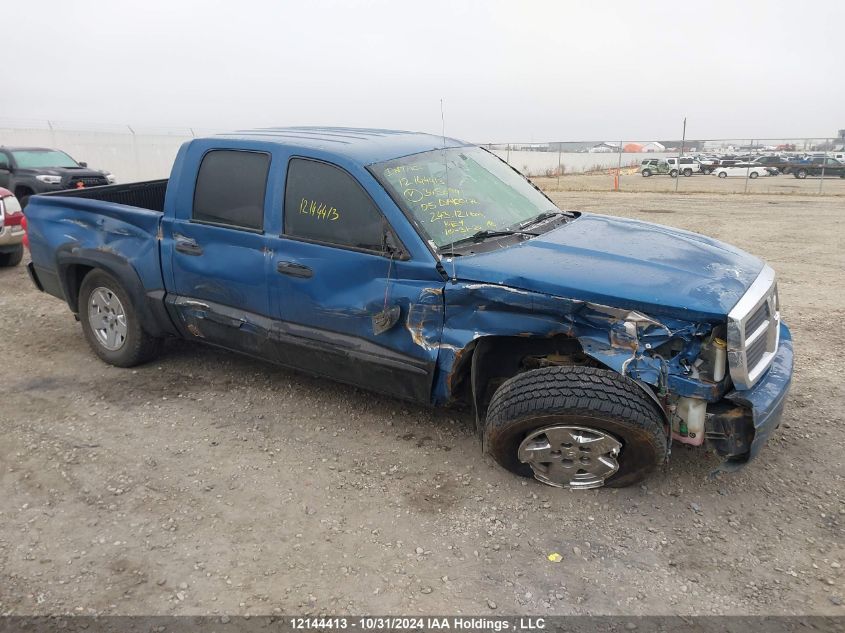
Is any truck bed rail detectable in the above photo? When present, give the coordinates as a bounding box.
[40,179,168,212]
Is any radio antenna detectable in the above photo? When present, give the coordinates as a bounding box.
[441,98,457,283]
[440,98,446,148]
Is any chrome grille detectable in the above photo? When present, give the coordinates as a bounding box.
[726,265,780,390]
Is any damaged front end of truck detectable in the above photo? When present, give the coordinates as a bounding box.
[431,264,792,473]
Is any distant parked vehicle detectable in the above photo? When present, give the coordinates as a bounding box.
[0,147,116,207]
[640,158,677,177]
[792,157,845,179]
[713,163,769,179]
[696,156,719,174]
[0,188,24,267]
[666,157,700,177]
[752,155,795,175]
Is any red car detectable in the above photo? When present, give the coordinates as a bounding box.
[0,187,25,266]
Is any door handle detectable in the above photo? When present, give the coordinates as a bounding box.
[276,261,313,278]
[174,233,203,256]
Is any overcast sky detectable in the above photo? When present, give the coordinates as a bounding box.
[5,0,842,142]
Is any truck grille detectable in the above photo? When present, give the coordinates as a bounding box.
[726,266,780,390]
[68,176,108,188]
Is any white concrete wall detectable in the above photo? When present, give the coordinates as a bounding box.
[1,125,680,182]
[490,149,676,176]
[0,127,194,182]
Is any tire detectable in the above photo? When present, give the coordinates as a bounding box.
[641,169,651,177]
[795,169,808,179]
[78,269,163,367]
[718,171,727,178]
[669,169,678,178]
[703,168,712,175]
[782,167,791,175]
[749,171,759,179]
[484,366,667,489]
[0,245,23,267]
[682,169,692,177]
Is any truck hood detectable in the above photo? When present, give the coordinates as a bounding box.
[451,213,764,320]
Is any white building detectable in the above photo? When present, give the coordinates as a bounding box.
[640,142,666,152]
[588,142,620,153]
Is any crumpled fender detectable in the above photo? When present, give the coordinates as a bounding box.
[430,282,718,407]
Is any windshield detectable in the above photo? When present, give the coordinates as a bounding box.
[372,147,556,249]
[12,149,79,169]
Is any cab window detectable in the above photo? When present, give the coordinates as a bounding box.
[283,158,385,252]
[193,150,270,231]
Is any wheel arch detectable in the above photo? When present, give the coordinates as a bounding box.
[444,334,668,436]
[56,248,177,338]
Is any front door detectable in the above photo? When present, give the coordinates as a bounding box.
[266,157,445,403]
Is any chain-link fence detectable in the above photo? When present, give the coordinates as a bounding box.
[483,137,845,195]
[2,119,843,195]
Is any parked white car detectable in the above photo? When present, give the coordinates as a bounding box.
[713,163,769,179]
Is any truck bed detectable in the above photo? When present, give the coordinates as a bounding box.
[25,179,169,318]
[39,179,168,212]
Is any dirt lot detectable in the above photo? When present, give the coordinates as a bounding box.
[1,191,843,617]
[533,172,845,195]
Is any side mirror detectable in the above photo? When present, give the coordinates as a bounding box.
[79,161,88,168]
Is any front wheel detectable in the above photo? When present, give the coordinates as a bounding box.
[79,269,163,367]
[669,169,678,178]
[749,171,759,179]
[484,366,667,489]
[683,168,692,177]
[0,245,23,267]
[641,169,652,177]
[718,171,727,178]
[795,169,808,179]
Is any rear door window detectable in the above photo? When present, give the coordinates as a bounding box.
[192,150,270,231]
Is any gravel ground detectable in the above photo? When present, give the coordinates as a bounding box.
[0,191,842,616]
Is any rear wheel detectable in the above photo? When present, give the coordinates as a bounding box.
[79,269,163,367]
[0,245,23,267]
[795,169,808,179]
[669,169,678,178]
[484,366,667,489]
[749,171,759,179]
[641,169,652,177]
[718,171,727,178]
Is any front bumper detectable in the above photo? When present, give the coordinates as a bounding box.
[707,322,793,467]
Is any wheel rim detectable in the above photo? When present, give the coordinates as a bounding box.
[88,287,128,351]
[517,425,622,489]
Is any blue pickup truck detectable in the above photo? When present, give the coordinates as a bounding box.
[23,127,793,489]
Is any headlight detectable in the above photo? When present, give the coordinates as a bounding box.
[36,175,63,185]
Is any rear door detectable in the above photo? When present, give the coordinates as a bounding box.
[265,156,445,403]
[163,148,274,357]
